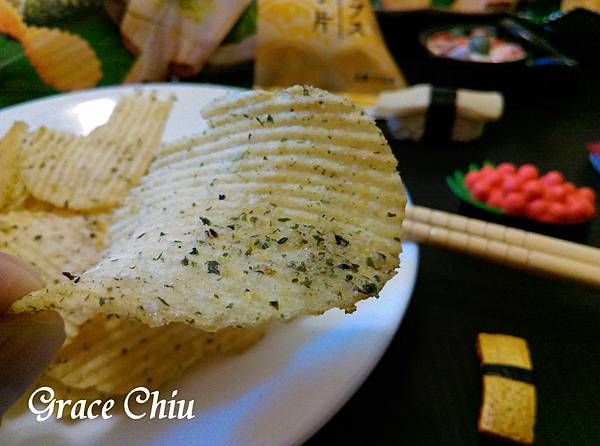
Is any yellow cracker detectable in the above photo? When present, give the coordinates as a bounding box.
[18,92,174,211]
[478,375,536,444]
[46,316,266,395]
[0,122,29,211]
[14,86,406,332]
[477,333,532,370]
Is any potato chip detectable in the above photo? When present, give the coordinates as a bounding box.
[0,210,106,285]
[14,86,405,333]
[0,210,108,342]
[18,92,174,211]
[45,317,266,394]
[0,0,26,40]
[21,26,102,91]
[0,122,29,211]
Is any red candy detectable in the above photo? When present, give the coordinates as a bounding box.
[504,192,527,216]
[496,162,517,175]
[525,199,548,219]
[517,164,539,181]
[577,187,596,203]
[502,175,524,193]
[464,162,597,224]
[471,180,492,201]
[541,171,564,187]
[522,180,544,200]
[465,171,480,188]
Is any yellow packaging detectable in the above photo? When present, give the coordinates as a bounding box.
[255,0,406,94]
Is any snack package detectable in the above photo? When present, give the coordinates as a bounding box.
[255,0,406,94]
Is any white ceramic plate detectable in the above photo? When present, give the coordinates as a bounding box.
[0,84,419,446]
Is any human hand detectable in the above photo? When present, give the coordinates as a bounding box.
[0,253,65,418]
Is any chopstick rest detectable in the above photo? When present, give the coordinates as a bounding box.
[477,333,536,444]
[373,84,503,142]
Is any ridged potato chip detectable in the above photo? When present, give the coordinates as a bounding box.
[18,92,174,211]
[0,122,29,211]
[21,26,102,91]
[14,86,406,332]
[0,0,26,39]
[45,317,266,394]
[0,210,106,285]
[0,210,108,340]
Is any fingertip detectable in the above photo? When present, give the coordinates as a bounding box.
[0,252,45,312]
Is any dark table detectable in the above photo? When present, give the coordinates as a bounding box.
[304,53,600,446]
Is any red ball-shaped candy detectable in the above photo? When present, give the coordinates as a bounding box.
[547,202,568,223]
[502,192,527,216]
[517,164,540,181]
[486,189,504,209]
[525,199,548,220]
[522,180,544,200]
[496,162,517,175]
[485,171,504,188]
[545,184,568,203]
[502,175,524,193]
[563,182,576,195]
[480,165,496,176]
[465,171,481,188]
[471,180,492,201]
[541,171,564,187]
[577,187,597,203]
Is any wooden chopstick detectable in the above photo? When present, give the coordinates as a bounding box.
[403,205,600,288]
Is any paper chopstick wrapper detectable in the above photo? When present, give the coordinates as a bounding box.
[255,0,406,94]
[373,84,503,142]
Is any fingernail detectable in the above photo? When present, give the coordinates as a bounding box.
[0,311,65,417]
[0,252,45,313]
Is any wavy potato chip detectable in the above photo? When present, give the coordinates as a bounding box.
[0,122,29,211]
[0,211,106,285]
[18,92,174,211]
[14,86,406,333]
[0,210,108,340]
[0,0,26,39]
[22,26,102,91]
[45,317,266,395]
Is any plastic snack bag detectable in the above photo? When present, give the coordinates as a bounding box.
[255,0,406,94]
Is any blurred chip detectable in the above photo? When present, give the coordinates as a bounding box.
[21,26,102,91]
[45,316,266,395]
[0,210,106,285]
[0,210,108,341]
[18,92,174,211]
[0,122,29,211]
[14,86,406,333]
[0,0,26,39]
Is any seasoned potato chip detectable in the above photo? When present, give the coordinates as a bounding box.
[45,318,265,394]
[14,86,406,333]
[0,122,29,211]
[0,210,108,340]
[0,211,106,284]
[18,92,174,211]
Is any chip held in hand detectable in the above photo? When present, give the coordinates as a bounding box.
[14,85,406,332]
